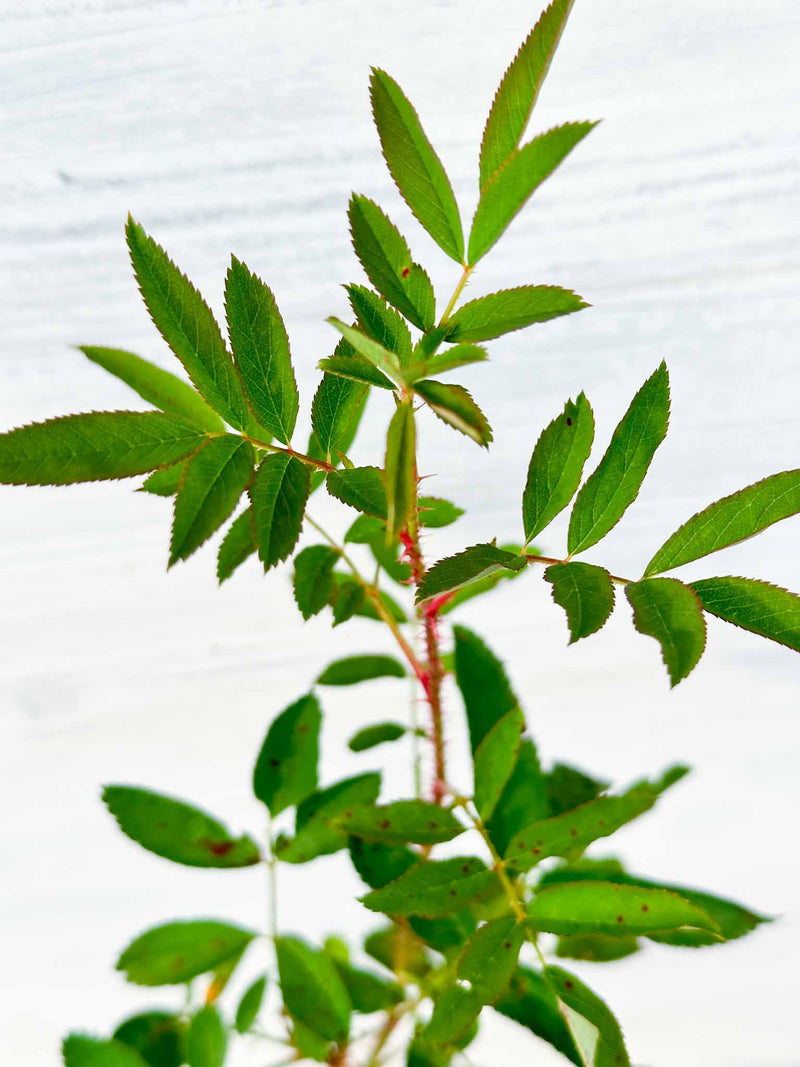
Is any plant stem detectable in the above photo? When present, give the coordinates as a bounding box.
[438,264,473,326]
[525,553,631,586]
[244,435,334,473]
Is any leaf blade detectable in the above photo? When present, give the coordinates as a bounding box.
[293,545,340,619]
[317,654,406,686]
[337,800,465,845]
[362,856,498,917]
[249,453,310,570]
[276,936,351,1042]
[116,920,256,986]
[446,286,587,343]
[252,693,321,815]
[327,466,388,518]
[217,508,258,583]
[384,402,417,538]
[690,576,800,653]
[544,562,615,643]
[626,577,707,686]
[417,545,525,605]
[473,707,525,821]
[413,379,492,447]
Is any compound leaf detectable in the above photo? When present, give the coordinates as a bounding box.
[337,800,465,845]
[249,453,309,570]
[469,123,596,264]
[568,363,670,555]
[530,883,718,938]
[523,394,594,542]
[370,68,464,263]
[116,921,256,986]
[217,508,257,583]
[690,576,800,653]
[362,856,498,917]
[0,411,207,486]
[275,936,351,1043]
[645,469,800,576]
[479,0,577,188]
[252,693,321,815]
[293,545,340,620]
[327,466,388,518]
[79,346,224,433]
[225,257,299,444]
[545,562,614,643]
[317,655,406,686]
[446,286,587,343]
[626,577,706,686]
[169,435,254,566]
[417,545,525,604]
[125,218,251,431]
[102,786,260,868]
[413,379,492,447]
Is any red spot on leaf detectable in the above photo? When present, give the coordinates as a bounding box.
[401,267,411,278]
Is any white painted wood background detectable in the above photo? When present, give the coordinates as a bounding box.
[1,1,799,1064]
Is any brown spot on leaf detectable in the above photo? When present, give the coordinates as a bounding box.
[530,847,540,855]
[503,942,512,950]
[564,980,574,990]
[569,828,578,837]
[641,904,649,912]
[204,840,234,857]
[401,267,411,278]
[450,889,457,896]
[270,758,280,767]
[566,417,573,426]
[379,819,391,829]
[461,864,471,874]
[428,820,439,829]
[616,915,624,923]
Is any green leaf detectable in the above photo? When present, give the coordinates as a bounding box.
[545,763,608,817]
[327,466,388,518]
[217,509,257,583]
[407,1034,455,1067]
[225,256,299,444]
[446,286,587,343]
[113,1013,186,1067]
[63,1036,150,1067]
[417,545,524,604]
[327,317,404,386]
[417,344,488,379]
[468,123,596,264]
[479,0,577,188]
[318,654,406,686]
[329,575,407,624]
[317,353,395,391]
[504,767,686,871]
[252,693,321,815]
[349,722,407,752]
[555,934,640,963]
[331,577,368,626]
[311,343,372,463]
[102,786,260,868]
[440,544,526,612]
[346,285,413,363]
[370,68,464,263]
[0,411,208,486]
[529,882,719,938]
[409,911,477,956]
[418,496,464,528]
[453,626,521,753]
[413,379,492,447]
[292,545,340,619]
[79,346,224,433]
[626,577,706,686]
[493,966,581,1066]
[523,394,595,542]
[473,708,525,821]
[487,739,549,856]
[249,453,310,570]
[690,576,800,653]
[140,463,186,497]
[364,926,430,977]
[235,975,268,1034]
[116,920,256,986]
[459,915,525,1004]
[276,773,381,864]
[125,218,251,431]
[276,936,351,1042]
[348,195,436,330]
[545,562,615,643]
[568,363,670,555]
[290,1022,332,1063]
[348,836,417,889]
[187,1006,226,1067]
[545,966,630,1067]
[331,958,403,1014]
[169,435,254,566]
[362,856,499,917]
[423,987,482,1047]
[384,402,417,538]
[645,469,800,576]
[337,801,465,845]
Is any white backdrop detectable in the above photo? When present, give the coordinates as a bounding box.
[1,2,799,1065]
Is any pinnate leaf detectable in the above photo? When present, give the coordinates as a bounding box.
[169,435,254,566]
[370,68,464,263]
[446,286,587,343]
[338,800,465,845]
[126,218,251,431]
[0,411,207,486]
[79,346,224,433]
[327,466,388,518]
[116,920,256,986]
[103,786,260,868]
[453,625,520,753]
[187,1006,226,1067]
[479,0,577,188]
[545,562,614,643]
[384,402,417,538]
[690,576,800,653]
[362,856,498,917]
[349,722,407,752]
[249,453,309,570]
[418,545,524,606]
[217,508,257,583]
[473,707,525,821]
[293,545,340,619]
[63,1036,150,1067]
[545,966,630,1067]
[348,195,436,330]
[523,394,594,541]
[413,379,492,447]
[346,285,412,363]
[235,975,268,1034]
[317,654,406,686]
[529,882,719,938]
[626,577,706,686]
[252,693,321,815]
[645,469,800,576]
[225,256,299,444]
[568,363,670,555]
[468,123,597,264]
[276,936,351,1043]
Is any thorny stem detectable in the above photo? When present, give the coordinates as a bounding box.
[525,553,631,586]
[243,434,334,473]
